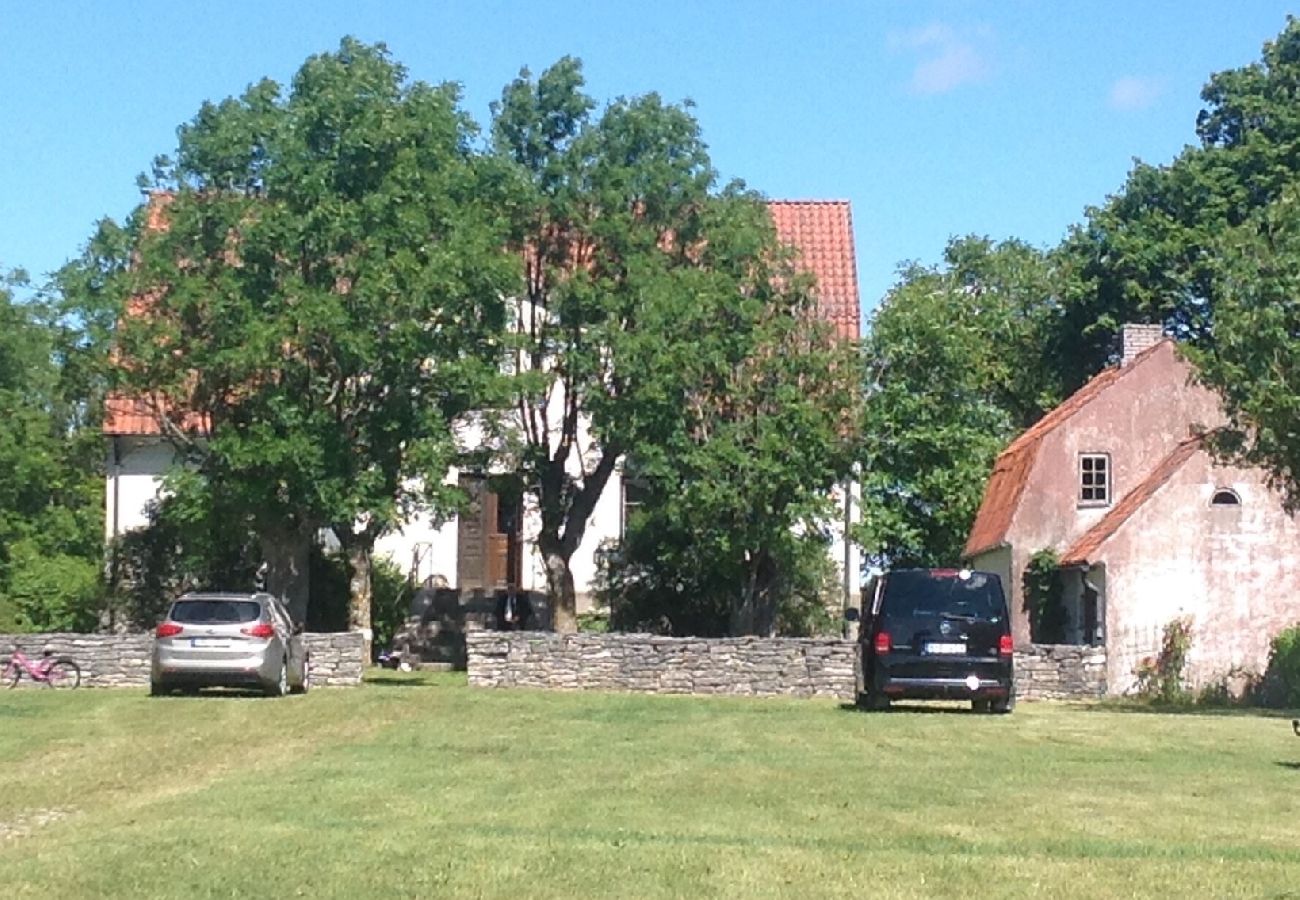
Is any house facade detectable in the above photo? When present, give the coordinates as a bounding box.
[964,324,1300,692]
[105,200,863,620]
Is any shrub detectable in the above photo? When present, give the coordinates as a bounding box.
[1260,623,1300,709]
[1133,615,1193,703]
[1023,549,1067,643]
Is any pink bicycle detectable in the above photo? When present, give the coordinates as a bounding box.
[3,645,81,689]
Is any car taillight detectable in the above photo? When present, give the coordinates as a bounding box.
[999,634,1014,656]
[241,622,275,639]
[155,622,183,638]
[874,631,892,654]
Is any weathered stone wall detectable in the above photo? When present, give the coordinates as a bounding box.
[302,632,366,686]
[1015,643,1107,700]
[467,631,858,700]
[0,631,365,688]
[468,632,1110,701]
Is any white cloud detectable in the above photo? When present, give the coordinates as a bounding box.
[889,23,992,95]
[1109,76,1165,111]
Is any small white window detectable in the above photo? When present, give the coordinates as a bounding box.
[1211,488,1241,507]
[1079,453,1111,506]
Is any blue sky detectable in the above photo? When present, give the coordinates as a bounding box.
[2,2,1297,321]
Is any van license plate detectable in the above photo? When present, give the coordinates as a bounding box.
[926,642,966,655]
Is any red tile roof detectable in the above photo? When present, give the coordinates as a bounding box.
[1060,436,1204,566]
[962,339,1173,559]
[105,199,861,436]
[768,200,861,341]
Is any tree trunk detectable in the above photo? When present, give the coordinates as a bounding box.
[346,540,374,662]
[730,551,778,637]
[260,524,312,624]
[542,541,578,633]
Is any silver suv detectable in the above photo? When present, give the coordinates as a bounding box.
[150,592,309,697]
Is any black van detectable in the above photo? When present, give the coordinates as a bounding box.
[857,568,1014,713]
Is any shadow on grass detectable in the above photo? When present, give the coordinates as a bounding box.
[837,701,986,716]
[1277,761,1300,770]
[363,675,435,687]
[1085,700,1299,720]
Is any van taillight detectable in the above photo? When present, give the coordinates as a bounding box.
[155,622,183,638]
[241,622,275,639]
[999,634,1014,656]
[874,631,892,654]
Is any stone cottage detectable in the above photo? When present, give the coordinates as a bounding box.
[964,324,1300,692]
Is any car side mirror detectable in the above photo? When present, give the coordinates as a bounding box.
[292,622,305,636]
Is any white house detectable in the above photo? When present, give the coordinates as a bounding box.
[105,200,863,617]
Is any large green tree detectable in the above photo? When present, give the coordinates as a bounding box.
[857,237,1064,566]
[1056,17,1300,508]
[0,272,105,631]
[491,59,821,631]
[1060,19,1300,371]
[116,39,516,640]
[601,203,861,637]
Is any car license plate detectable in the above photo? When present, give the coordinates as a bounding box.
[926,642,966,655]
[190,638,229,648]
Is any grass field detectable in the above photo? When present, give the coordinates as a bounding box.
[1,674,1299,898]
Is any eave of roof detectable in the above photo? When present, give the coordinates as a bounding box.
[1060,435,1204,566]
[962,338,1174,559]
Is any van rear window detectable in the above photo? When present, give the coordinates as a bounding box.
[881,571,1004,618]
[169,600,262,624]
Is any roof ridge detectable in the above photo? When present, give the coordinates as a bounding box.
[1060,434,1205,566]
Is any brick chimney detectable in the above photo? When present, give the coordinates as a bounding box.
[1120,323,1164,367]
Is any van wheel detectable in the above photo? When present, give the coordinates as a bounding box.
[858,689,891,711]
[972,699,991,713]
[992,693,1015,714]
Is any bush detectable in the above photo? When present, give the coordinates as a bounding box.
[1023,549,1067,643]
[1133,616,1193,703]
[4,541,102,632]
[1260,623,1300,709]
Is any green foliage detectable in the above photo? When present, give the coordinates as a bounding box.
[115,38,518,615]
[490,58,855,631]
[1260,622,1300,708]
[0,272,106,632]
[1061,20,1300,501]
[1134,616,1194,703]
[5,541,101,633]
[1023,549,1067,644]
[108,476,263,628]
[604,520,842,638]
[576,611,610,633]
[369,556,409,657]
[856,237,1064,566]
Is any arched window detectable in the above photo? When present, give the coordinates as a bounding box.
[1211,488,1241,507]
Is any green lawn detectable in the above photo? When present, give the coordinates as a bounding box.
[1,674,1298,898]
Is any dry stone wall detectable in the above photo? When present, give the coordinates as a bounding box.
[467,632,1109,701]
[1015,643,1107,699]
[0,631,365,688]
[467,631,859,700]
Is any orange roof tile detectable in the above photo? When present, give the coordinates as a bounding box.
[105,199,860,436]
[1060,436,1204,566]
[768,200,861,340]
[962,339,1173,559]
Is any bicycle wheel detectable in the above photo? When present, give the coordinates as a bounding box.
[4,663,19,689]
[45,660,80,689]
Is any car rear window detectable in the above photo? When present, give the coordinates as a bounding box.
[880,570,1005,619]
[169,599,262,624]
